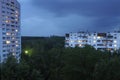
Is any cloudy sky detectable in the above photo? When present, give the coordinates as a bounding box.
[19,0,120,36]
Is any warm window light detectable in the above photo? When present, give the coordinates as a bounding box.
[79,44,82,47]
[114,40,117,43]
[6,33,11,35]
[6,41,10,44]
[15,29,18,32]
[97,36,101,39]
[114,44,117,47]
[5,20,9,23]
[16,44,19,47]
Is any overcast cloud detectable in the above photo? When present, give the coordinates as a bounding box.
[19,0,120,36]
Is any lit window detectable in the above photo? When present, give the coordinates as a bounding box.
[5,20,9,23]
[15,41,18,43]
[6,33,11,35]
[6,41,10,44]
[114,40,117,43]
[97,36,101,39]
[79,44,82,47]
[114,45,117,47]
[12,53,15,56]
[15,11,18,14]
[16,44,19,47]
[15,15,18,17]
[93,36,96,39]
[15,29,18,32]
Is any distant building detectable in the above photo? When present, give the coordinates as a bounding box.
[0,0,21,62]
[65,30,120,52]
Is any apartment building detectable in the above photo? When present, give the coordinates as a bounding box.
[0,0,21,62]
[65,30,120,52]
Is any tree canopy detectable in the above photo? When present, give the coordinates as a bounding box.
[1,36,120,80]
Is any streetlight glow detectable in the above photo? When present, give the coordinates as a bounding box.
[25,50,28,54]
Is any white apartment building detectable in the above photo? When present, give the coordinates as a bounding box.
[65,30,120,52]
[0,0,21,62]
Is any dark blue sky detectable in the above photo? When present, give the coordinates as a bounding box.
[19,0,120,36]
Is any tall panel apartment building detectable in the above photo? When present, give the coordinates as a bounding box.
[65,30,120,52]
[0,0,21,62]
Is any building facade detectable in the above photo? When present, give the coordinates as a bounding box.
[65,30,120,52]
[0,0,21,62]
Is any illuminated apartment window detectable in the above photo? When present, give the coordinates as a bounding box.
[97,36,101,39]
[93,36,96,39]
[6,41,11,44]
[16,44,19,47]
[79,44,82,47]
[114,40,117,43]
[15,29,18,32]
[114,44,117,47]
[6,33,11,36]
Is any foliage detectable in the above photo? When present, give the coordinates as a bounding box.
[1,36,120,80]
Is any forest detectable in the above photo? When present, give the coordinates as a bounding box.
[1,36,120,80]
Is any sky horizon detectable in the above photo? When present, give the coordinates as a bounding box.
[19,0,120,36]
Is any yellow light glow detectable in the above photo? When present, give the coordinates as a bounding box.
[25,50,28,54]
[6,41,10,44]
[97,36,101,39]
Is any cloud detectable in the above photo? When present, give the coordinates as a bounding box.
[32,0,120,17]
[20,0,120,36]
[31,0,120,30]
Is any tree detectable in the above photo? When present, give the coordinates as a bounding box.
[1,56,18,80]
[61,46,102,80]
[94,56,120,80]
